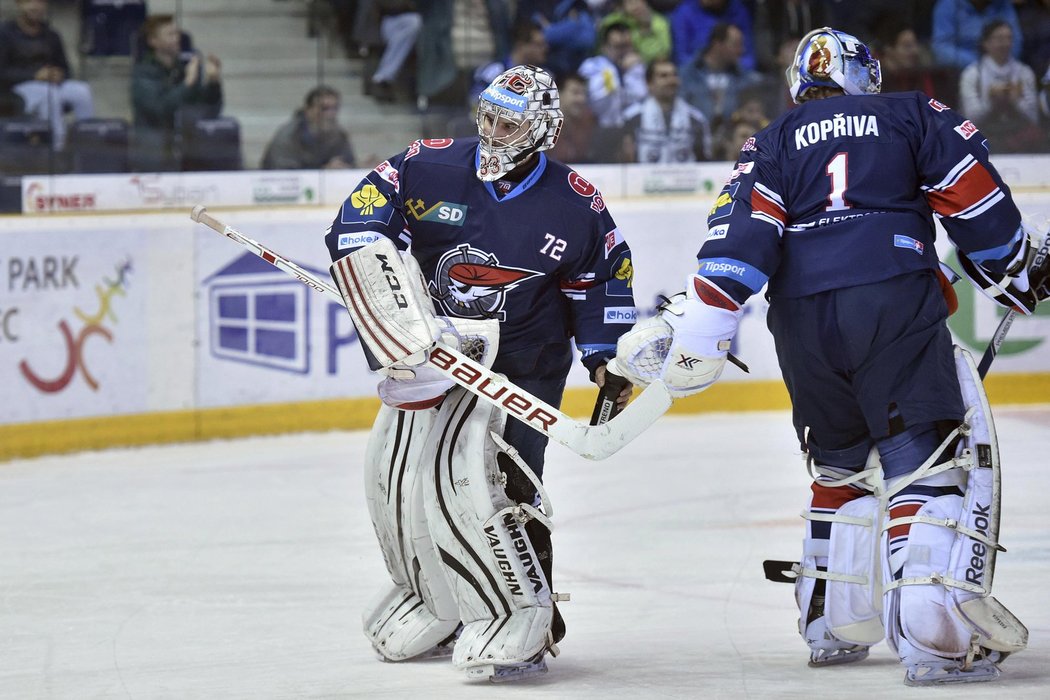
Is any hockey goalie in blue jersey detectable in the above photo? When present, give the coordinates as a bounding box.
[323,65,635,682]
[611,28,1048,685]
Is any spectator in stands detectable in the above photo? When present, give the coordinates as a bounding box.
[669,0,756,71]
[877,22,959,104]
[261,85,357,170]
[515,0,596,78]
[679,22,763,134]
[622,58,711,162]
[1016,0,1050,78]
[750,0,827,72]
[368,1,423,103]
[548,72,599,163]
[599,0,672,65]
[958,19,1043,152]
[932,0,1022,69]
[470,22,549,104]
[766,34,800,119]
[577,20,647,127]
[130,14,223,172]
[0,0,95,150]
[714,113,760,161]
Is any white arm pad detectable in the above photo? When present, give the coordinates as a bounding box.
[330,237,441,368]
[614,275,743,397]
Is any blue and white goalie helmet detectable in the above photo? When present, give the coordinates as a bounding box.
[475,64,563,181]
[786,27,881,104]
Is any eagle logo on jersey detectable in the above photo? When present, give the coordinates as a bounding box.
[808,36,834,78]
[350,184,387,215]
[430,244,541,320]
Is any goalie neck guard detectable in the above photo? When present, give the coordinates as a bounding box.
[475,64,563,182]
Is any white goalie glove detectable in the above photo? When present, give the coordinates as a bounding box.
[612,275,743,398]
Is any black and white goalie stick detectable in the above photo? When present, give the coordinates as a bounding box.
[190,206,672,460]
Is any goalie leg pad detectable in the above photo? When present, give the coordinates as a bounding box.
[362,405,460,660]
[881,347,1027,680]
[420,388,557,671]
[331,237,440,368]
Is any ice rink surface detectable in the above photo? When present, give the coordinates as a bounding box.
[2,409,1048,699]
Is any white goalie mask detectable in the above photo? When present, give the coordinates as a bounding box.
[786,27,881,104]
[475,64,563,182]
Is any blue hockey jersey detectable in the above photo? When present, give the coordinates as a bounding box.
[325,137,635,375]
[698,91,1024,302]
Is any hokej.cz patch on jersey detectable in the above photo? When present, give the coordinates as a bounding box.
[708,182,740,222]
[405,197,468,226]
[337,231,381,250]
[696,257,769,294]
[606,253,634,297]
[341,183,393,226]
[428,244,541,321]
[603,306,637,324]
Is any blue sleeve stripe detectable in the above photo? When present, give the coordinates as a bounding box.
[696,258,769,293]
[966,225,1023,265]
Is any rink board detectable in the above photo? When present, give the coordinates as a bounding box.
[2,157,1050,459]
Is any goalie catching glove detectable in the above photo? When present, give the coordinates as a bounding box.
[958,220,1050,316]
[611,274,743,398]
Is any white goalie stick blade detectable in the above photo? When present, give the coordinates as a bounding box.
[190,206,672,460]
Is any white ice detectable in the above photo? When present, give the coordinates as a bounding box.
[2,409,1048,699]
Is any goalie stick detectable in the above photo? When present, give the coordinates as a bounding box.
[190,206,672,460]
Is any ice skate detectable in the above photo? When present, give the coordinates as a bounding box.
[804,614,870,667]
[900,637,1004,686]
[464,652,549,683]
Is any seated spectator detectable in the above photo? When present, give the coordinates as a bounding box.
[959,19,1043,152]
[130,14,223,172]
[577,20,647,127]
[751,0,827,72]
[599,0,672,65]
[261,85,357,170]
[470,21,549,104]
[515,0,596,78]
[932,0,1022,70]
[0,0,95,150]
[766,34,800,119]
[878,22,959,104]
[548,72,599,163]
[679,22,763,133]
[715,113,761,161]
[670,0,756,71]
[368,1,423,103]
[1016,0,1050,78]
[622,58,711,162]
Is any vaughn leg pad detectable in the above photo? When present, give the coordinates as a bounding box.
[421,387,558,676]
[362,405,460,660]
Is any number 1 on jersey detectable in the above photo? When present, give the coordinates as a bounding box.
[825,152,850,211]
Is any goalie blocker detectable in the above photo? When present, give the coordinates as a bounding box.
[330,237,442,369]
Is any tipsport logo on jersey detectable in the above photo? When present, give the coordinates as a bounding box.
[429,244,541,321]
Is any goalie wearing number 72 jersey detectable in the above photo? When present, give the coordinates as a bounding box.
[612,28,1036,686]
[323,65,637,682]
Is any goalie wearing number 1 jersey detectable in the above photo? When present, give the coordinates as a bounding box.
[611,28,1048,686]
[323,65,636,682]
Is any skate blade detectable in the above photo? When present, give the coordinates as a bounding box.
[373,643,454,663]
[808,646,870,668]
[904,660,1001,686]
[464,658,549,683]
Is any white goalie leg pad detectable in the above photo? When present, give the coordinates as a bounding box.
[362,404,461,660]
[421,387,556,672]
[795,458,885,662]
[331,237,441,368]
[378,318,500,411]
[882,347,1028,673]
